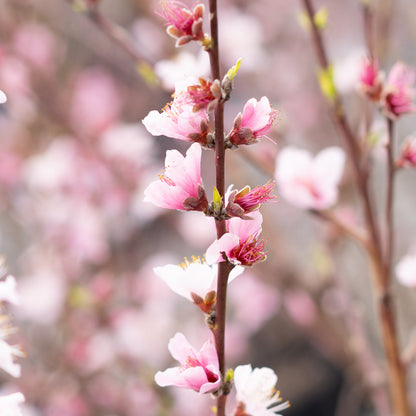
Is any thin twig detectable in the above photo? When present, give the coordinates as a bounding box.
[64,0,157,75]
[310,209,369,249]
[384,118,395,284]
[207,1,229,415]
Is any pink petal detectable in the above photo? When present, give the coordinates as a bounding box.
[205,233,240,264]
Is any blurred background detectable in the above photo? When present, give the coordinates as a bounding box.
[0,0,416,415]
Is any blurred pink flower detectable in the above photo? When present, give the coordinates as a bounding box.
[154,257,243,310]
[70,68,121,137]
[155,332,220,393]
[229,97,278,146]
[283,290,317,327]
[229,273,280,332]
[0,392,25,416]
[233,364,289,416]
[395,254,416,288]
[359,57,383,101]
[383,62,415,118]
[397,136,416,168]
[159,1,206,47]
[155,50,210,91]
[0,275,19,305]
[205,211,266,266]
[142,100,209,145]
[275,146,345,210]
[226,181,276,218]
[144,143,208,211]
[13,24,56,70]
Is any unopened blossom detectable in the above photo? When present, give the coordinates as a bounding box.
[143,101,209,145]
[395,254,416,288]
[396,136,416,168]
[226,181,276,218]
[0,275,20,305]
[359,57,383,101]
[275,146,346,210]
[154,257,243,312]
[233,364,289,416]
[159,1,207,47]
[144,143,208,211]
[155,332,221,393]
[206,211,266,266]
[382,62,415,118]
[228,97,278,146]
[0,392,25,416]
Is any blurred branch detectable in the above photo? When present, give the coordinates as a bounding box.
[310,210,369,249]
[64,0,159,85]
[300,0,410,414]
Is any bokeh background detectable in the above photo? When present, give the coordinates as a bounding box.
[1,0,416,415]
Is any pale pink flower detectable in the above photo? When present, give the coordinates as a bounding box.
[0,392,25,416]
[229,97,278,146]
[153,257,243,311]
[233,364,289,416]
[205,211,266,266]
[275,146,345,210]
[159,1,206,47]
[70,68,121,137]
[383,62,415,118]
[0,89,7,104]
[397,136,416,168]
[142,99,209,145]
[226,181,276,218]
[0,275,20,305]
[155,332,221,393]
[395,254,416,288]
[359,57,383,100]
[13,24,56,70]
[144,143,208,211]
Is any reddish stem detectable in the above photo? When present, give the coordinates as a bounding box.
[207,1,229,415]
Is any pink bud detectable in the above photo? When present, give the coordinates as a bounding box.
[382,62,415,119]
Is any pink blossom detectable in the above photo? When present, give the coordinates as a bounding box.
[226,181,276,218]
[233,364,289,416]
[395,254,416,288]
[0,392,25,416]
[154,332,221,393]
[159,1,206,47]
[383,62,415,118]
[397,136,416,168]
[70,68,121,137]
[275,146,345,210]
[153,257,243,311]
[205,211,266,266]
[359,57,383,101]
[13,24,56,70]
[143,99,209,145]
[144,143,208,211]
[228,97,278,146]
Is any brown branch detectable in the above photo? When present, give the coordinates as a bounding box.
[207,1,229,415]
[301,1,410,414]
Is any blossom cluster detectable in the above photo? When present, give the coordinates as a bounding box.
[141,1,288,414]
